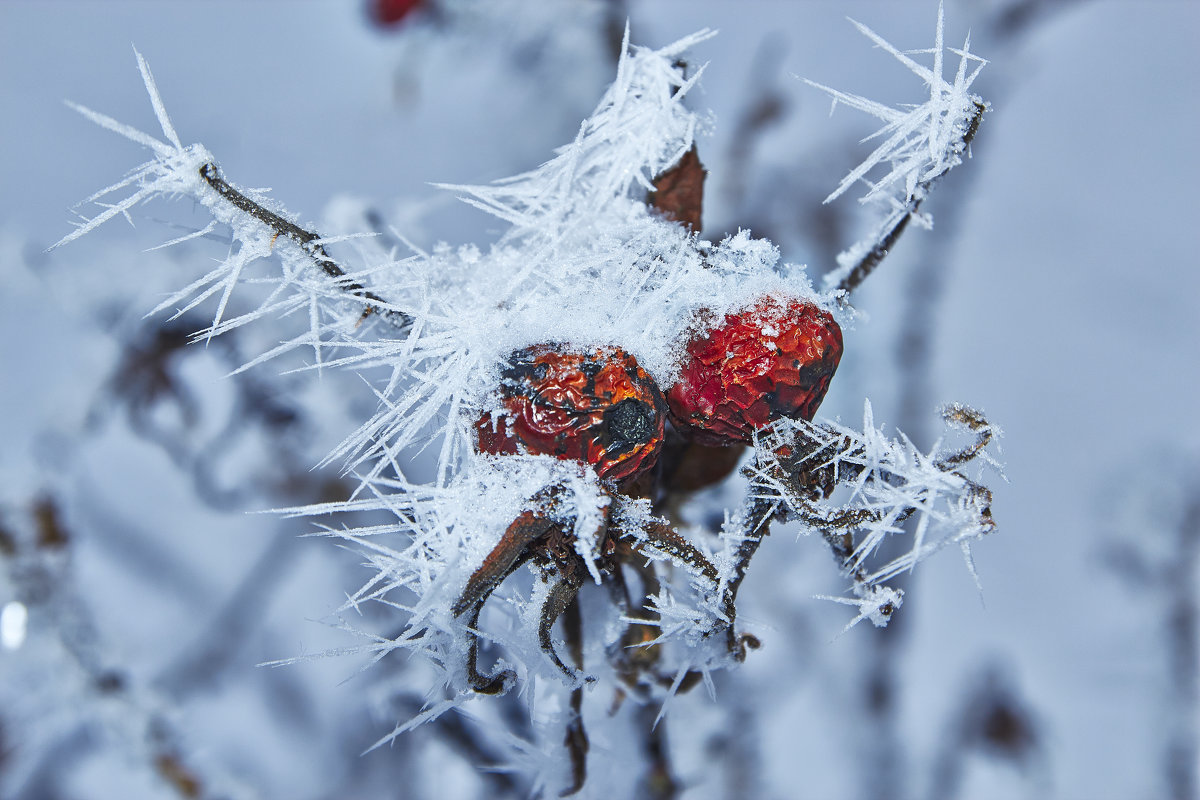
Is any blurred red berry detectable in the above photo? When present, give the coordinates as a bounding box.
[369,0,424,28]
[667,297,843,446]
[477,345,666,483]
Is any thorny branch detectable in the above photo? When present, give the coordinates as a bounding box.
[1106,463,1200,800]
[718,476,778,658]
[928,665,1045,800]
[385,692,524,796]
[935,403,998,470]
[562,599,589,797]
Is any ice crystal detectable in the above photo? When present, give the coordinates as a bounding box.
[805,3,987,206]
[804,3,989,291]
[754,399,999,629]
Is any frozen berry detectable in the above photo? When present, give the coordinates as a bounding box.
[667,297,842,446]
[477,344,666,483]
[369,0,424,28]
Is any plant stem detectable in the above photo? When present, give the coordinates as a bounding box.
[199,163,412,329]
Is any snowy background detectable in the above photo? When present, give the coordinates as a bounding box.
[2,1,1199,798]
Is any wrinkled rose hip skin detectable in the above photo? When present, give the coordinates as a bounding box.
[477,344,666,483]
[667,297,843,446]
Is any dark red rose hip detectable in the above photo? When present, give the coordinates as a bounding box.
[477,344,666,483]
[667,297,843,446]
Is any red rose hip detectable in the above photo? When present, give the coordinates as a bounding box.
[667,297,842,446]
[477,344,666,483]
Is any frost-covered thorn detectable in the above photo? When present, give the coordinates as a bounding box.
[451,509,556,619]
[538,571,589,683]
[637,517,720,586]
[816,583,905,634]
[461,600,516,695]
[133,46,184,152]
[447,486,605,689]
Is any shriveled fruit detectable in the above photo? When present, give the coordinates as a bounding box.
[667,297,842,446]
[477,344,666,483]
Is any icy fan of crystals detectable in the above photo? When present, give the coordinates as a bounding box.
[805,3,987,206]
[804,3,988,291]
[753,400,1000,630]
[437,26,713,240]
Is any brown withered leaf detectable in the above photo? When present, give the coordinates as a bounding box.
[648,145,706,233]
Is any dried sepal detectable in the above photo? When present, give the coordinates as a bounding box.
[648,144,706,232]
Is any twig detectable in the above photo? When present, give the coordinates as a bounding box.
[1165,497,1200,800]
[720,468,780,657]
[2,497,253,800]
[637,702,680,800]
[198,163,412,330]
[935,403,997,469]
[386,693,524,797]
[154,530,300,698]
[836,100,986,295]
[561,599,589,797]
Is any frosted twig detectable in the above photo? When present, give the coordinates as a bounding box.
[832,100,985,295]
[55,50,414,340]
[716,471,780,658]
[198,163,412,330]
[753,400,999,628]
[803,4,989,294]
